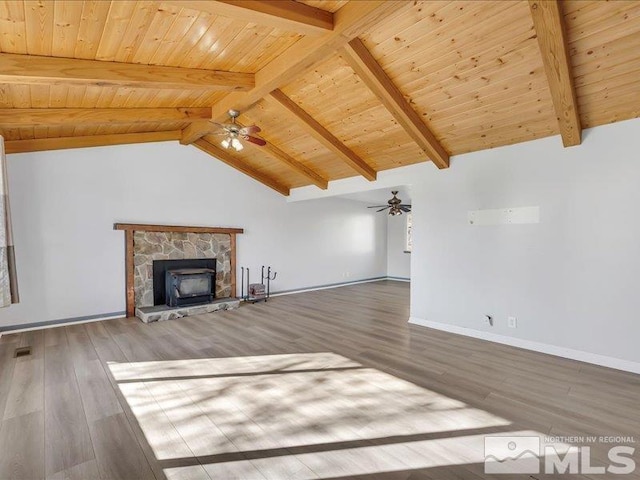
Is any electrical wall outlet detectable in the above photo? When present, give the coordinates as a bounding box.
[508,316,517,328]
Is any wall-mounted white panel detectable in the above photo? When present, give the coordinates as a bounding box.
[468,206,540,226]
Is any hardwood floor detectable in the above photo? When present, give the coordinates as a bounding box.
[0,280,638,479]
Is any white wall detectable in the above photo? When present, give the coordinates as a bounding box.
[386,215,410,279]
[285,117,640,368]
[5,119,640,367]
[411,119,640,365]
[0,141,387,329]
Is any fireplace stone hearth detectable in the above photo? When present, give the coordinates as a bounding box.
[136,297,240,323]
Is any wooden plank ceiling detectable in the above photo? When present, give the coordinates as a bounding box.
[1,0,639,195]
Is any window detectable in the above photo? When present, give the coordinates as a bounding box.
[405,213,412,253]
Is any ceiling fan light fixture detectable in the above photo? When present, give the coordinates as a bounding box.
[215,109,265,151]
[231,137,243,151]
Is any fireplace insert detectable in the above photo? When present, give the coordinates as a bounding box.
[165,268,216,307]
[152,258,217,307]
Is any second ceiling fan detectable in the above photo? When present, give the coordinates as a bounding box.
[368,191,411,216]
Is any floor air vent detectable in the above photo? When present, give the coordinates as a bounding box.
[14,346,32,358]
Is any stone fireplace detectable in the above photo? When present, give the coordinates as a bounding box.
[115,223,243,322]
[133,231,231,307]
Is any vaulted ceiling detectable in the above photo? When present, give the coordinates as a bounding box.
[1,0,639,195]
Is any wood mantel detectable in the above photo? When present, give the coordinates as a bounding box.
[114,223,244,234]
[114,223,244,317]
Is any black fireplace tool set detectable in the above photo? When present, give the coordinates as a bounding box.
[240,266,277,303]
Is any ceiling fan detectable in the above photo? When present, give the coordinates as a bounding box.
[368,191,411,216]
[212,109,266,151]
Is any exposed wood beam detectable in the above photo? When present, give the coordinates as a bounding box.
[193,138,290,196]
[185,118,328,189]
[0,108,212,128]
[4,131,181,154]
[268,89,377,181]
[181,120,216,145]
[259,141,328,190]
[0,53,254,91]
[181,0,408,144]
[234,121,328,189]
[529,0,581,147]
[167,1,333,36]
[342,38,450,169]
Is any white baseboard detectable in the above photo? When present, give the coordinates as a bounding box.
[409,316,640,375]
[0,312,125,336]
[270,276,390,297]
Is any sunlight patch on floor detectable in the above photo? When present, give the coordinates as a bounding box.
[108,352,530,479]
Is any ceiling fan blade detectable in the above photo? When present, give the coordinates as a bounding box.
[239,125,261,135]
[377,207,389,212]
[399,204,412,207]
[367,205,388,208]
[243,135,266,146]
[399,206,411,212]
